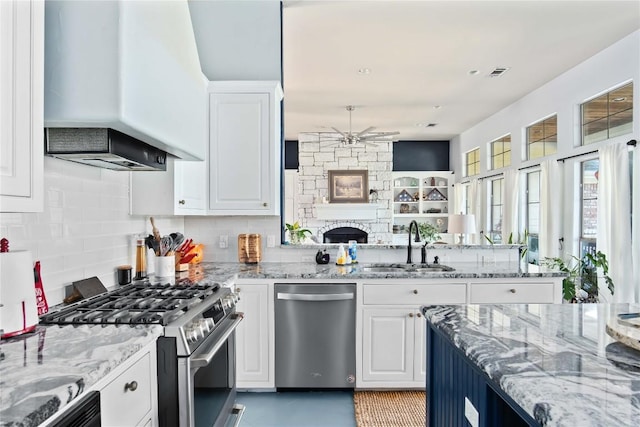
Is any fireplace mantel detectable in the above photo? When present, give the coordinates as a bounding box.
[314,203,379,220]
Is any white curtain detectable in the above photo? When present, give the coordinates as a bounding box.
[539,159,562,260]
[502,169,520,243]
[633,145,640,303]
[597,143,632,303]
[452,183,464,216]
[468,178,482,244]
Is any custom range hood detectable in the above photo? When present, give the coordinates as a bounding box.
[44,0,207,169]
[46,128,167,171]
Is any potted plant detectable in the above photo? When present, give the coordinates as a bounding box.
[418,222,441,244]
[285,222,312,244]
[542,251,614,302]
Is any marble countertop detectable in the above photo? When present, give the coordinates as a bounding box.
[0,324,163,427]
[204,261,565,281]
[423,303,640,426]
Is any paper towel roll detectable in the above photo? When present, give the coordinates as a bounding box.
[0,250,39,338]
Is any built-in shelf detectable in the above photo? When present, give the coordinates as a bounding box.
[314,203,379,220]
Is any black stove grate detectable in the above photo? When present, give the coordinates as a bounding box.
[40,280,220,326]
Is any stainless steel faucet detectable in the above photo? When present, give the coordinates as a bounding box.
[407,220,421,264]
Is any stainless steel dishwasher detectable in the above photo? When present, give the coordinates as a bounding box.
[275,283,356,388]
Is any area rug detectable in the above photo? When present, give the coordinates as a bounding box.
[354,390,426,427]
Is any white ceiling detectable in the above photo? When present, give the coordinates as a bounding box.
[282,0,640,141]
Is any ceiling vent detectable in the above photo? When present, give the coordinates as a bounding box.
[488,67,510,77]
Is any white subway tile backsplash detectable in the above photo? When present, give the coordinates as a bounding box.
[1,157,183,306]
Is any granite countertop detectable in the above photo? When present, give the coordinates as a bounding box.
[423,303,640,426]
[204,261,565,281]
[0,324,163,427]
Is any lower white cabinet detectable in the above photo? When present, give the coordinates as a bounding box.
[360,282,465,388]
[101,346,157,426]
[361,308,426,386]
[235,281,274,388]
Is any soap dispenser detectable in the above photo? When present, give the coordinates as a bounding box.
[336,244,346,265]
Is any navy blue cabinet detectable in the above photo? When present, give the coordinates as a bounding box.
[426,323,539,427]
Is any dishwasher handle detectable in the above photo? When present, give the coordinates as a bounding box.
[277,292,354,301]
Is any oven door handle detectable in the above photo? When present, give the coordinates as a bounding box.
[190,312,244,368]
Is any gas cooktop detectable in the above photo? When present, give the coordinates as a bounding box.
[39,280,221,326]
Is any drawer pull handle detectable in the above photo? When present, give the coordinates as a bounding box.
[178,200,186,205]
[413,290,418,295]
[124,381,138,392]
[509,288,516,294]
[409,313,414,318]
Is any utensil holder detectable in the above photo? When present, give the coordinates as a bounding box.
[154,255,175,277]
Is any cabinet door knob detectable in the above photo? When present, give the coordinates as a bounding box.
[509,288,516,294]
[417,313,422,318]
[413,289,418,294]
[236,287,241,293]
[124,381,138,392]
[262,202,268,207]
[178,200,186,205]
[409,313,414,318]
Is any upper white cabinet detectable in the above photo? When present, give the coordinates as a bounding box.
[0,0,44,212]
[130,157,206,216]
[207,81,283,215]
[43,0,207,161]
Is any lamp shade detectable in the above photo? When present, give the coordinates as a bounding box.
[448,214,477,234]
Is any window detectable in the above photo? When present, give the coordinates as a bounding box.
[489,178,503,243]
[582,82,633,145]
[490,135,511,170]
[527,115,557,160]
[465,148,480,177]
[526,171,540,264]
[580,159,598,259]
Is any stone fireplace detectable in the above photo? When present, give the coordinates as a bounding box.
[294,134,393,243]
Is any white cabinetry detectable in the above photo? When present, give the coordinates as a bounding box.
[392,171,453,244]
[0,0,43,212]
[207,81,283,215]
[360,282,465,388]
[131,157,206,215]
[101,348,157,426]
[235,281,274,388]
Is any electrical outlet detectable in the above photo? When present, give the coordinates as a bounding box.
[267,235,276,247]
[219,235,228,249]
[464,397,479,427]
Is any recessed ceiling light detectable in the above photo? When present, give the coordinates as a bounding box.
[358,68,371,75]
[416,123,437,127]
[468,70,480,76]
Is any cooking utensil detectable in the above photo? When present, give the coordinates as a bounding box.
[150,217,161,242]
[170,233,184,252]
[160,235,173,256]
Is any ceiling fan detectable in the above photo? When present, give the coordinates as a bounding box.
[308,105,400,146]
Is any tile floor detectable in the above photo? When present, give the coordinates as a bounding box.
[236,390,356,427]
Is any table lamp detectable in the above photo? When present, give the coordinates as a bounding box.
[448,214,477,244]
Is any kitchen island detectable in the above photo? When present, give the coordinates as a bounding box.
[422,303,640,426]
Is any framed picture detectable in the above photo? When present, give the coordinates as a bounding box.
[328,170,369,203]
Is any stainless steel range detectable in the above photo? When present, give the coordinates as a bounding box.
[40,278,244,427]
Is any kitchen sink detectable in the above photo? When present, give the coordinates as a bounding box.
[361,263,455,273]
